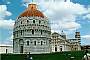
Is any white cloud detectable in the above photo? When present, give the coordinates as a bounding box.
[84,14,90,20]
[41,1,87,32]
[0,19,14,29]
[0,5,14,29]
[7,2,11,4]
[83,6,90,20]
[60,22,81,30]
[0,5,12,19]
[87,6,90,13]
[81,35,90,40]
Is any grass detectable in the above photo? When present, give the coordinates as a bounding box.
[1,51,89,60]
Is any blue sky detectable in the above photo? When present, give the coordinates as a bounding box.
[0,0,90,45]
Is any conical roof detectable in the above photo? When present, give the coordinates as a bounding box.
[19,4,44,18]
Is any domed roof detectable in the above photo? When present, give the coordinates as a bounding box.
[19,4,44,18]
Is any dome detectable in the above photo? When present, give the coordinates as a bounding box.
[19,4,44,18]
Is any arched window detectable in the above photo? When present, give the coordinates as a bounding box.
[27,41,29,46]
[32,30,34,34]
[21,21,22,24]
[27,20,29,23]
[21,30,22,35]
[39,20,41,24]
[41,41,43,45]
[75,48,76,50]
[41,30,42,35]
[33,20,35,23]
[6,49,7,53]
[34,41,36,46]
[60,48,62,51]
[20,46,23,53]
[55,45,57,52]
[19,39,24,45]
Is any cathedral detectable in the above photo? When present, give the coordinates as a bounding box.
[51,31,81,52]
[13,3,81,54]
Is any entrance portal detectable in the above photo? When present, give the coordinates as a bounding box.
[20,46,23,53]
[55,47,57,52]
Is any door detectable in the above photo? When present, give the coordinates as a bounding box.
[55,47,57,52]
[60,48,62,51]
[20,46,23,53]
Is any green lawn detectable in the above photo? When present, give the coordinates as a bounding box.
[1,51,88,60]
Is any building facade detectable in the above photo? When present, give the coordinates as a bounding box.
[51,32,71,52]
[81,45,90,51]
[51,31,81,52]
[0,44,13,54]
[13,3,51,54]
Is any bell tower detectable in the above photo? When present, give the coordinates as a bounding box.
[75,31,81,50]
[75,31,81,43]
